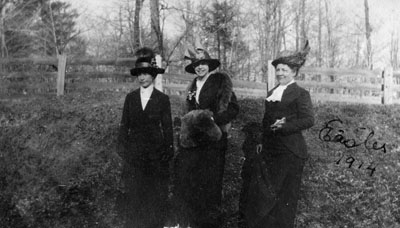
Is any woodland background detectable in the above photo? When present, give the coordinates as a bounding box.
[2,0,400,77]
[1,0,400,228]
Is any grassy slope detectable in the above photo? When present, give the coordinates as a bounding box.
[1,91,399,228]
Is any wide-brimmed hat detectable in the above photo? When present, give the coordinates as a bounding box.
[272,40,310,69]
[130,47,165,76]
[184,41,220,74]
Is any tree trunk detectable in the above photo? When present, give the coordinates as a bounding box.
[48,1,60,55]
[259,12,266,82]
[126,0,134,53]
[182,0,194,43]
[355,37,360,67]
[364,0,372,69]
[0,3,10,58]
[300,0,307,48]
[295,0,300,51]
[228,27,236,70]
[390,32,399,70]
[324,0,334,67]
[133,0,143,50]
[317,0,322,66]
[273,1,282,58]
[150,0,163,57]
[117,6,123,57]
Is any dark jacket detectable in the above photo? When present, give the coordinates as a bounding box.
[173,72,239,227]
[186,72,239,127]
[262,83,314,158]
[118,88,173,164]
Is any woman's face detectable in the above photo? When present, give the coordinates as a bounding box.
[194,62,210,78]
[138,73,154,88]
[275,64,296,85]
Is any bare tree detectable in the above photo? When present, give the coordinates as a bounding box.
[48,0,59,55]
[162,1,194,66]
[317,0,322,66]
[272,1,283,58]
[150,0,163,57]
[390,31,399,70]
[364,0,372,69]
[0,2,13,57]
[39,1,81,56]
[299,0,307,50]
[355,37,360,67]
[92,0,143,57]
[292,0,310,51]
[254,0,283,80]
[133,0,144,50]
[324,0,334,67]
[0,0,42,57]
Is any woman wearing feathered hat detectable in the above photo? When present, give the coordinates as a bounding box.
[241,41,314,228]
[172,40,239,228]
[117,47,173,228]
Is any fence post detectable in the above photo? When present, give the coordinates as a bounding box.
[57,54,67,96]
[267,60,276,92]
[154,54,163,91]
[383,66,393,104]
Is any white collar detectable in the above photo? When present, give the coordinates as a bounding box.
[266,80,295,102]
[140,84,154,95]
[140,84,154,110]
[195,73,211,103]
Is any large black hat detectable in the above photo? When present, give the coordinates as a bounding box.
[130,47,165,76]
[184,41,220,74]
[272,40,310,69]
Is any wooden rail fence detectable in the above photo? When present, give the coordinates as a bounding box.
[266,60,400,105]
[162,73,266,98]
[1,56,400,104]
[0,55,266,98]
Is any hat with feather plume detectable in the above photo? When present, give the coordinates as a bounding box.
[184,39,220,74]
[272,40,310,69]
[130,47,165,77]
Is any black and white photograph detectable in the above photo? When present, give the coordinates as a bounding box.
[1,0,399,227]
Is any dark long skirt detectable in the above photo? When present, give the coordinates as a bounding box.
[243,151,305,228]
[118,160,170,228]
[172,135,227,228]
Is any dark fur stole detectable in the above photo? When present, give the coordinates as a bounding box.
[185,72,233,114]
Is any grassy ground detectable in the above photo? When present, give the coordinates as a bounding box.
[1,90,399,228]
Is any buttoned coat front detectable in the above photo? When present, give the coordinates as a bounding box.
[118,88,173,163]
[117,88,173,228]
[244,82,314,228]
[262,82,314,158]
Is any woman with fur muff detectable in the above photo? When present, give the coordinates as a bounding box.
[117,47,173,228]
[242,41,314,228]
[172,40,239,228]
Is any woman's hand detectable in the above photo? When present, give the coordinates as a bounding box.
[270,117,286,131]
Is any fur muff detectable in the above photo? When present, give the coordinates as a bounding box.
[179,109,222,148]
[185,72,234,133]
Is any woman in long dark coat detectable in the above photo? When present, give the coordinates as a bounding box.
[243,41,314,228]
[172,41,239,228]
[117,47,173,228]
